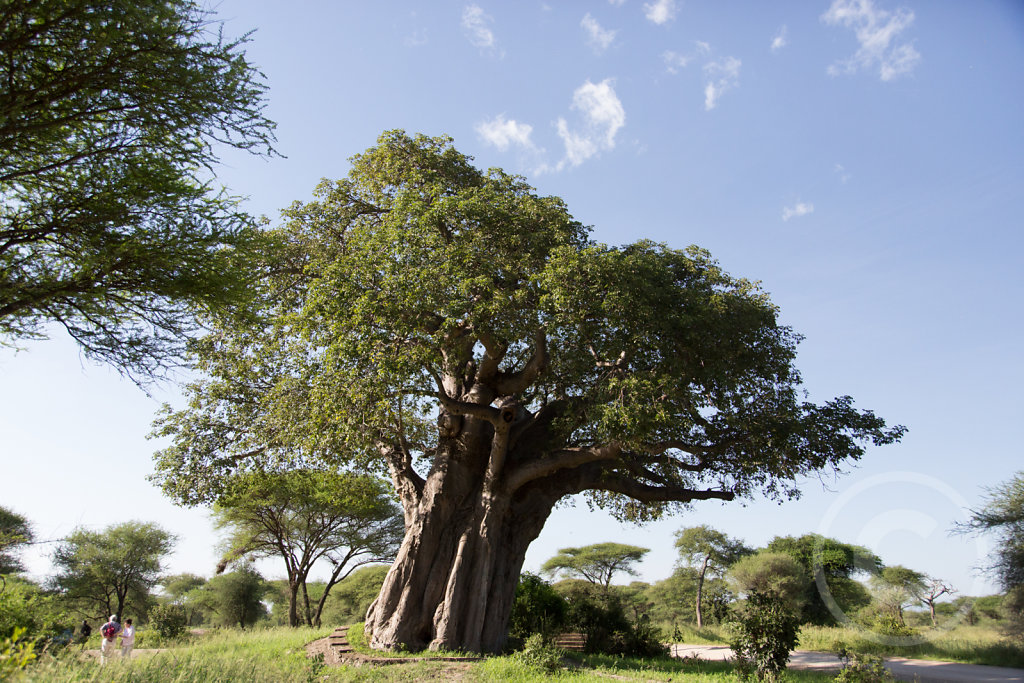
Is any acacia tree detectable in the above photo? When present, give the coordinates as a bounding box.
[0,0,275,375]
[0,507,34,576]
[212,470,403,627]
[541,543,649,592]
[51,521,175,620]
[872,565,927,626]
[674,525,750,627]
[957,471,1024,591]
[152,131,904,653]
[766,534,880,625]
[919,577,955,626]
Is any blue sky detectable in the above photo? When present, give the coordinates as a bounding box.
[2,0,1023,607]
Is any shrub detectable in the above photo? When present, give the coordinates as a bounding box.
[729,590,801,682]
[833,649,894,682]
[562,585,666,657]
[509,633,564,672]
[508,573,568,643]
[1004,586,1024,643]
[869,614,917,638]
[149,602,188,639]
[0,627,37,676]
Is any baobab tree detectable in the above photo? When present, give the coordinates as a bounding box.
[152,131,905,653]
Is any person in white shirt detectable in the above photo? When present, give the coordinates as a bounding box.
[118,618,135,658]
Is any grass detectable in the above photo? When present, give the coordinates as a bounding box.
[662,619,1024,669]
[11,622,1022,682]
[797,624,1024,669]
[10,625,837,682]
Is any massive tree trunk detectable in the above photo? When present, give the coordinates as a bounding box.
[364,419,732,652]
[365,433,559,653]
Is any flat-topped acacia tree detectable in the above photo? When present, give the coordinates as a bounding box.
[152,131,904,653]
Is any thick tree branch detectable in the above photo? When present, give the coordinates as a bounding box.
[437,392,501,425]
[492,327,548,395]
[505,444,622,492]
[591,472,735,504]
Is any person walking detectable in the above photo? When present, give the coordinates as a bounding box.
[79,620,92,649]
[118,618,135,659]
[99,615,120,664]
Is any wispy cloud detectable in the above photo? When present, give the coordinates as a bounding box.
[475,115,535,151]
[582,13,616,53]
[405,29,428,48]
[608,0,627,5]
[555,79,626,169]
[835,163,852,183]
[662,50,690,74]
[644,0,677,25]
[703,56,741,110]
[782,202,815,221]
[771,25,788,52]
[462,4,496,49]
[822,0,920,81]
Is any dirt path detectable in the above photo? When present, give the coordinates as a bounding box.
[671,644,1024,682]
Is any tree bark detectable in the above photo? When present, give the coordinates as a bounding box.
[365,438,558,653]
[287,579,300,627]
[696,555,710,629]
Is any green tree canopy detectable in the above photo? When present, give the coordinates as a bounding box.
[0,506,34,575]
[766,533,880,625]
[199,564,268,629]
[542,543,650,591]
[51,521,175,620]
[211,469,403,627]
[322,565,391,626]
[0,0,276,375]
[151,131,905,653]
[674,525,751,627]
[158,573,208,625]
[728,551,807,613]
[872,565,927,626]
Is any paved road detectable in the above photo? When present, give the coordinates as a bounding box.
[670,644,1024,682]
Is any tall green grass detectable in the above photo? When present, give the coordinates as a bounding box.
[797,624,1024,668]
[12,625,841,683]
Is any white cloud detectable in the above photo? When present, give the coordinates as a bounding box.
[475,115,535,151]
[405,29,428,48]
[555,79,626,169]
[582,13,617,52]
[835,163,852,183]
[695,40,711,55]
[608,0,627,6]
[662,50,690,74]
[643,0,677,25]
[822,0,920,81]
[462,4,496,49]
[703,56,741,110]
[771,26,788,52]
[782,202,815,221]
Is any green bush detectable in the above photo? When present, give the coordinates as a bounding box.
[869,614,916,638]
[729,591,801,682]
[508,573,568,643]
[0,578,71,642]
[562,585,666,657]
[149,602,189,639]
[509,633,564,672]
[0,627,37,676]
[833,650,893,682]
